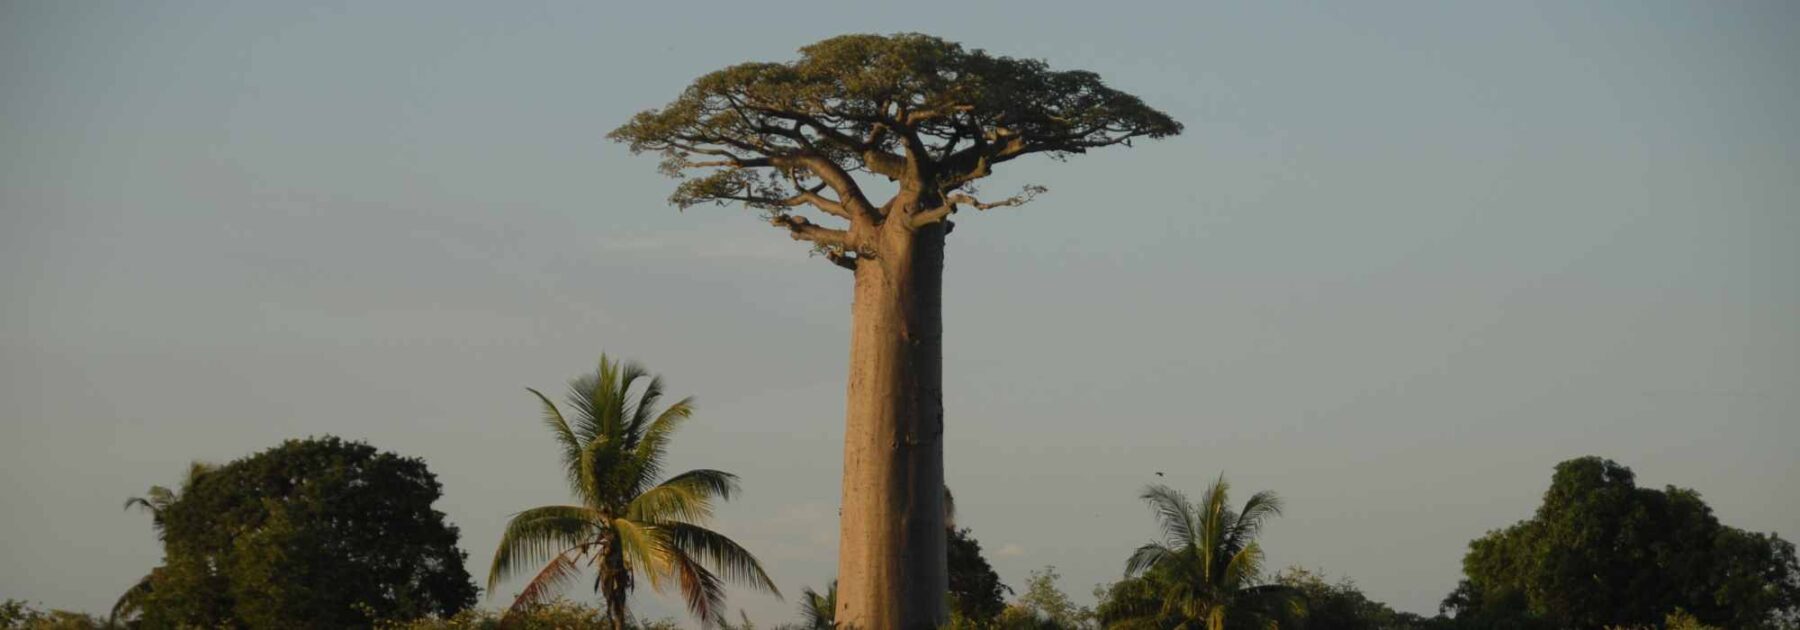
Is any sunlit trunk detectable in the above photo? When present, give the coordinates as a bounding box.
[835,222,948,628]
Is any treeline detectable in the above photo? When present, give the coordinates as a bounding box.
[4,358,1796,629]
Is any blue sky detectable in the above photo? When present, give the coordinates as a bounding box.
[2,1,1796,623]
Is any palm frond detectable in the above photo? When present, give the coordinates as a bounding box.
[1125,542,1174,577]
[628,396,695,493]
[627,469,739,523]
[799,580,835,628]
[527,388,581,460]
[566,371,604,445]
[1198,476,1234,581]
[663,522,781,596]
[110,571,155,624]
[1229,490,1283,547]
[1142,484,1198,549]
[1220,541,1265,591]
[669,548,728,626]
[595,356,644,443]
[611,517,668,591]
[503,550,583,621]
[610,359,651,445]
[623,373,664,444]
[527,388,586,494]
[487,505,595,591]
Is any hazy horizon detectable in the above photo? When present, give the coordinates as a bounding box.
[3,1,1796,624]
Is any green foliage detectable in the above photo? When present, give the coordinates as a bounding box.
[1274,567,1437,630]
[131,437,478,628]
[1446,456,1800,629]
[0,600,106,630]
[993,566,1094,629]
[1099,477,1303,629]
[488,354,778,628]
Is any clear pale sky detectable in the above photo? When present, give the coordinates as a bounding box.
[3,1,1795,624]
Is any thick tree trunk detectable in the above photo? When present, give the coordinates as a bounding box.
[835,223,948,629]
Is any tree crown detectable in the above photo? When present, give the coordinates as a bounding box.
[609,34,1181,266]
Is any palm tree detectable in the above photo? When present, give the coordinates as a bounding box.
[122,461,213,536]
[114,462,213,625]
[488,354,780,629]
[798,580,836,629]
[1111,476,1303,630]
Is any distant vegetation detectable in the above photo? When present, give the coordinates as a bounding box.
[7,355,1795,629]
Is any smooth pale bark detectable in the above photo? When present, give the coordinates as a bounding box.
[835,222,948,629]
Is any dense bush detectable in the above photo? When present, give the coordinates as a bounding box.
[1446,457,1800,629]
[130,437,478,627]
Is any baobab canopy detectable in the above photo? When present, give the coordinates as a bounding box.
[609,33,1183,266]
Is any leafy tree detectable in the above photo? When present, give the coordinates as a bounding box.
[487,354,779,629]
[1103,478,1303,630]
[132,437,477,628]
[1446,456,1800,629]
[610,33,1181,627]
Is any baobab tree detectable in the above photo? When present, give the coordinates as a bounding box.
[611,33,1180,627]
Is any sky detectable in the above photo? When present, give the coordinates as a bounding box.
[2,0,1796,624]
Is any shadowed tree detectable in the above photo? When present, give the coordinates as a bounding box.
[134,437,477,627]
[610,33,1181,627]
[1104,478,1303,629]
[948,526,1010,624]
[487,355,780,630]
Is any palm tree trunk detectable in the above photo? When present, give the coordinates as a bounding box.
[835,222,949,628]
[604,563,629,630]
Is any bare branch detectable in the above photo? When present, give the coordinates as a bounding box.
[713,182,847,220]
[911,185,1048,227]
[770,214,851,248]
